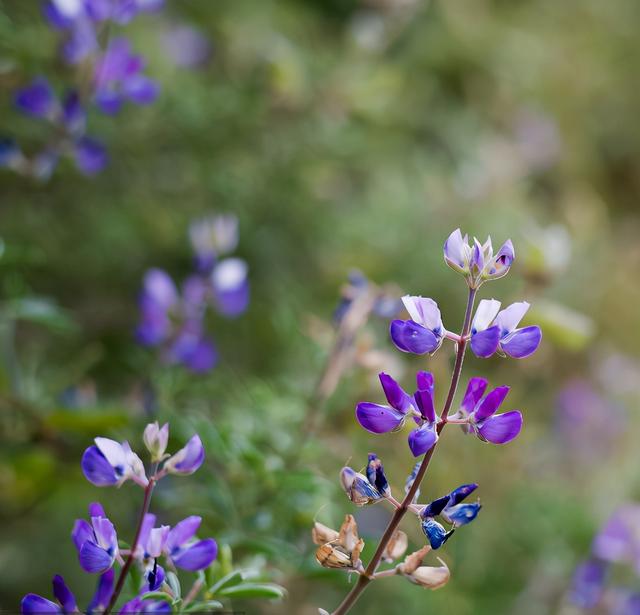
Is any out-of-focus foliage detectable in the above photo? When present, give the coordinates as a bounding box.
[1,0,640,613]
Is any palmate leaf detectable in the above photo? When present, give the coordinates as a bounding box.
[216,582,286,600]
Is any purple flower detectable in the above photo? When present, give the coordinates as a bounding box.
[74,136,108,175]
[408,371,439,457]
[189,214,239,271]
[15,77,57,119]
[81,437,148,487]
[443,229,514,287]
[22,571,114,615]
[390,296,445,355]
[568,559,607,609]
[162,24,212,68]
[462,382,523,445]
[163,434,205,475]
[355,372,412,434]
[136,268,179,346]
[94,38,159,114]
[592,506,640,569]
[469,300,542,359]
[210,257,250,317]
[164,516,218,571]
[420,484,481,549]
[71,503,119,573]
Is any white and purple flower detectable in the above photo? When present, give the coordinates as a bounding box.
[390,296,445,355]
[81,437,148,487]
[163,516,218,571]
[71,503,119,574]
[163,434,205,476]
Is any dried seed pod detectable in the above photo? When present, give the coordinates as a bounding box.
[312,522,340,546]
[314,514,364,570]
[402,558,450,590]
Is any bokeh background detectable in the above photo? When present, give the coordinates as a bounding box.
[2,0,640,613]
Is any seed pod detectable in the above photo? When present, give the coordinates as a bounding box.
[382,530,408,563]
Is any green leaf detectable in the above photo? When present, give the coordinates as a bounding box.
[6,297,76,333]
[166,571,181,600]
[182,601,224,613]
[208,570,243,596]
[140,591,174,604]
[217,583,287,600]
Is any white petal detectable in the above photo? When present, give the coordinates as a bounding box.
[95,437,127,469]
[212,258,248,292]
[495,301,530,334]
[471,299,501,332]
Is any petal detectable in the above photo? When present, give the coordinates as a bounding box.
[81,446,119,486]
[167,516,202,552]
[52,575,77,613]
[355,402,405,434]
[442,503,481,527]
[181,337,218,373]
[138,513,157,556]
[71,519,93,553]
[74,137,107,176]
[473,386,510,421]
[415,371,434,393]
[94,438,127,472]
[421,518,453,550]
[477,410,523,444]
[88,502,106,518]
[470,326,500,358]
[146,563,165,591]
[122,75,159,105]
[568,560,606,609]
[401,296,442,331]
[443,228,467,271]
[94,89,123,115]
[212,260,250,316]
[164,434,205,475]
[378,372,411,413]
[79,541,113,574]
[420,495,450,518]
[501,326,542,359]
[172,538,218,571]
[147,526,170,558]
[15,77,56,118]
[471,238,485,271]
[390,320,439,355]
[471,299,501,332]
[447,483,478,506]
[366,453,390,497]
[91,517,118,553]
[413,388,436,423]
[495,302,530,336]
[87,570,114,614]
[143,269,178,309]
[460,378,488,414]
[21,594,61,615]
[408,424,438,457]
[485,239,515,279]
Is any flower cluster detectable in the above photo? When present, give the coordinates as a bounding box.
[22,421,218,615]
[136,214,249,373]
[568,505,640,612]
[317,229,542,613]
[1,0,170,179]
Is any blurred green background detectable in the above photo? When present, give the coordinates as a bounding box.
[2,0,640,613]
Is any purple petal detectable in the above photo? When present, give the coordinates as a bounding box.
[122,75,159,105]
[500,326,542,359]
[15,78,56,119]
[52,575,77,613]
[470,326,500,358]
[172,538,218,571]
[95,89,123,115]
[21,594,61,615]
[486,239,515,278]
[390,320,439,355]
[415,371,434,393]
[63,21,98,64]
[146,563,165,591]
[447,483,478,506]
[81,446,119,486]
[167,516,202,552]
[569,560,606,609]
[181,337,218,373]
[88,502,106,518]
[74,137,107,175]
[136,298,171,346]
[92,516,117,553]
[62,90,85,135]
[139,601,171,614]
[71,518,93,552]
[408,424,438,457]
[378,372,411,413]
[143,269,178,308]
[138,513,157,555]
[413,388,436,423]
[473,386,510,421]
[165,434,205,475]
[212,258,250,317]
[355,402,405,434]
[87,569,114,614]
[460,378,488,413]
[477,410,523,444]
[79,541,113,573]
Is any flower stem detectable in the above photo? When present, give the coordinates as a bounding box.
[329,288,477,615]
[104,479,156,615]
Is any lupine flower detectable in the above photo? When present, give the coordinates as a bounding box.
[315,515,364,570]
[443,229,514,288]
[398,546,450,590]
[469,300,542,359]
[390,296,445,355]
[163,434,205,475]
[592,506,640,568]
[143,421,169,461]
[408,372,439,457]
[366,453,390,497]
[453,379,523,445]
[21,570,114,615]
[163,516,218,571]
[15,77,56,119]
[71,503,119,573]
[340,466,384,506]
[82,437,148,487]
[94,38,159,114]
[568,559,607,609]
[118,596,171,614]
[189,214,239,272]
[355,372,412,434]
[420,484,481,549]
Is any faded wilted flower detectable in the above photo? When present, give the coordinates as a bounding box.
[397,545,450,590]
[382,530,408,563]
[315,515,364,570]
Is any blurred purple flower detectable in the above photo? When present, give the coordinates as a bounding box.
[94,38,159,114]
[162,25,212,68]
[592,506,640,571]
[568,559,607,609]
[390,296,445,355]
[15,77,56,119]
[71,502,119,573]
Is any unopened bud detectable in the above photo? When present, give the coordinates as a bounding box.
[143,422,169,462]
